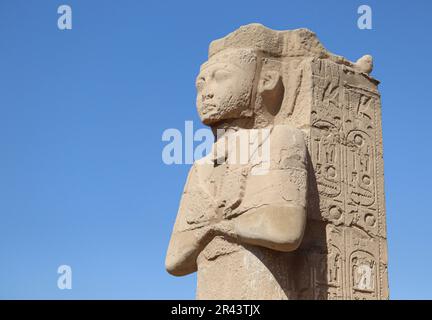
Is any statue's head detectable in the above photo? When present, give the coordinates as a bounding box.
[196,48,255,125]
[195,23,333,128]
[196,47,283,126]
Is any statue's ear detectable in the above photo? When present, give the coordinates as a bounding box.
[258,70,284,116]
[258,70,280,93]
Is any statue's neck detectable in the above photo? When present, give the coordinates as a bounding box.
[211,115,274,141]
[211,118,255,141]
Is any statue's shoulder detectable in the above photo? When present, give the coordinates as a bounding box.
[270,124,307,150]
[269,124,307,170]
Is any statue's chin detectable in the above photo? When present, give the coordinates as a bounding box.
[201,117,218,126]
[199,113,222,126]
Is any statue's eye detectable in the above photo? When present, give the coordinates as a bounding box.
[196,77,205,90]
[214,69,230,81]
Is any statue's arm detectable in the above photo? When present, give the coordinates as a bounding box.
[165,224,212,276]
[226,201,305,252]
[215,126,308,252]
[165,166,216,276]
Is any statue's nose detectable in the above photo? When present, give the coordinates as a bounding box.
[202,93,214,100]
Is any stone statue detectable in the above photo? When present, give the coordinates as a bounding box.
[166,24,389,300]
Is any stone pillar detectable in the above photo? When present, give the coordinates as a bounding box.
[286,57,389,299]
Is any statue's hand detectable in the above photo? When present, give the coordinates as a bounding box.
[211,219,237,239]
[193,224,214,244]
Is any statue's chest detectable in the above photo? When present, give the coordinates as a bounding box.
[182,162,249,228]
[204,163,249,219]
[186,161,250,224]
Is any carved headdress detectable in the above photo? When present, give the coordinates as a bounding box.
[206,24,374,127]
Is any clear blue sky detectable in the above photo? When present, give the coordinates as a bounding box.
[0,0,431,299]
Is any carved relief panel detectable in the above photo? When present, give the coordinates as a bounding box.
[304,58,388,299]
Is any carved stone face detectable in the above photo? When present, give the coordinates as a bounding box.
[195,49,257,125]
